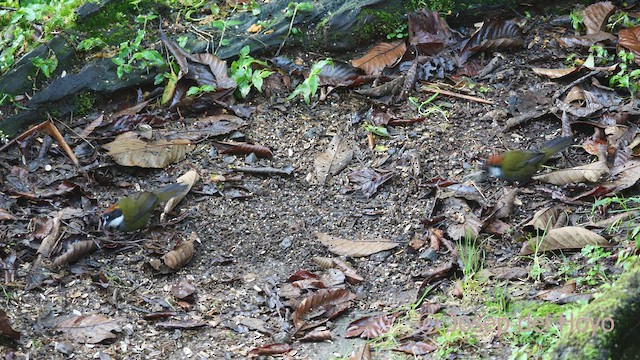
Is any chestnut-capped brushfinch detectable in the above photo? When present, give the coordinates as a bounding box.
[101,183,187,232]
[486,136,572,182]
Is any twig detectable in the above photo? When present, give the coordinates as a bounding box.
[420,85,494,105]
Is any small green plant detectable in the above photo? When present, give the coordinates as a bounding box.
[609,50,640,96]
[408,94,448,120]
[589,45,614,65]
[31,54,58,79]
[458,234,483,280]
[112,29,166,79]
[435,328,478,359]
[276,2,314,55]
[229,45,274,98]
[186,84,216,97]
[577,245,611,286]
[607,11,640,31]
[570,10,584,32]
[287,58,332,105]
[76,37,106,52]
[386,23,408,39]
[527,233,548,282]
[211,19,242,53]
[135,13,158,31]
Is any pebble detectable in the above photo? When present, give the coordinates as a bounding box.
[279,236,293,249]
[419,248,438,262]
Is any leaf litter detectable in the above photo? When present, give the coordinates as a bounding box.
[2,2,640,358]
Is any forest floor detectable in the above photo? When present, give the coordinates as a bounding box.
[0,4,636,360]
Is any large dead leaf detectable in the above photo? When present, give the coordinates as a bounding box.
[56,314,122,343]
[520,227,610,255]
[459,20,524,63]
[349,343,372,360]
[408,10,457,55]
[351,40,406,75]
[248,343,292,357]
[103,132,194,168]
[392,341,437,355]
[532,67,581,79]
[314,135,353,185]
[583,1,616,34]
[315,232,399,257]
[619,26,640,65]
[292,288,356,332]
[312,257,364,284]
[446,212,482,241]
[533,161,609,185]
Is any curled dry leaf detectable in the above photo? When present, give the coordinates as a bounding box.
[150,237,196,273]
[103,132,194,168]
[345,313,397,339]
[53,240,98,267]
[314,135,354,185]
[56,314,122,344]
[0,309,20,341]
[312,257,364,284]
[163,170,198,215]
[292,288,356,332]
[213,141,273,158]
[519,226,610,255]
[533,161,609,185]
[351,40,407,75]
[299,329,332,342]
[349,342,372,360]
[523,206,567,232]
[583,1,616,35]
[248,343,292,357]
[393,341,437,355]
[315,232,399,257]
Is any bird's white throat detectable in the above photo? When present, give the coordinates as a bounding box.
[487,166,503,178]
[105,214,124,228]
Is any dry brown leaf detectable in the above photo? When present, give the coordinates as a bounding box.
[292,288,356,332]
[314,135,353,185]
[531,67,580,79]
[351,40,407,75]
[150,236,197,273]
[619,26,640,64]
[0,309,20,341]
[446,212,482,241]
[524,206,567,232]
[56,314,122,343]
[53,240,98,267]
[312,257,364,284]
[533,161,609,185]
[315,232,399,257]
[477,266,528,280]
[214,141,273,158]
[519,227,610,255]
[345,313,397,339]
[392,341,437,355]
[299,329,332,342]
[349,342,372,360]
[103,132,194,168]
[248,343,293,357]
[583,1,616,34]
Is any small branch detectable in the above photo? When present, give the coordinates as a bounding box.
[420,85,494,105]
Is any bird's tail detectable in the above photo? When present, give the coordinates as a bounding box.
[153,183,188,202]
[541,136,573,158]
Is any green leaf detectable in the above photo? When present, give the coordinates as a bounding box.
[363,124,390,137]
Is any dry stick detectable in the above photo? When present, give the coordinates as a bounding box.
[420,85,494,105]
